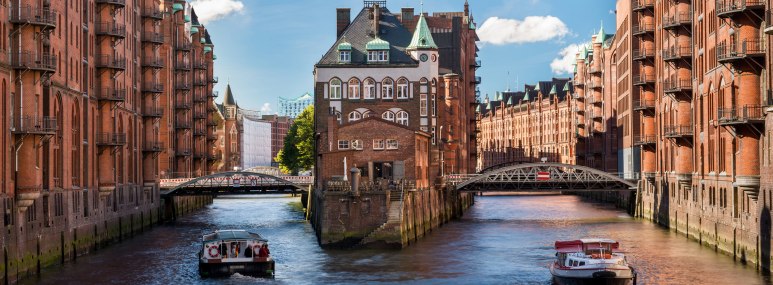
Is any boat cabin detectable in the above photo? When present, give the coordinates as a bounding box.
[201,230,270,261]
[554,239,622,267]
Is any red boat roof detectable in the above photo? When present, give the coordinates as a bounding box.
[555,239,620,252]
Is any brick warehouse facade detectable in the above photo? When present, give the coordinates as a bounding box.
[475,0,773,270]
[310,1,478,247]
[0,0,218,281]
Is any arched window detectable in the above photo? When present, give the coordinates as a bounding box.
[335,111,342,124]
[397,78,409,99]
[362,110,373,118]
[382,78,394,99]
[364,78,376,99]
[348,78,360,99]
[348,111,362,122]
[382,111,395,122]
[396,111,409,126]
[329,78,342,99]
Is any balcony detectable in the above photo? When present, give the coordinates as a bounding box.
[95,22,126,39]
[175,61,191,71]
[194,95,207,103]
[209,91,219,98]
[211,77,219,84]
[662,46,692,62]
[663,12,692,29]
[632,0,654,11]
[12,116,57,135]
[175,83,192,90]
[589,66,602,75]
[575,120,585,127]
[11,52,56,73]
[142,56,164,69]
[194,78,207,86]
[176,149,192,157]
[96,133,127,146]
[95,55,126,70]
[194,128,206,136]
[142,83,164,93]
[718,105,765,126]
[175,100,191,109]
[143,141,164,153]
[717,39,765,64]
[471,59,481,69]
[96,88,126,102]
[632,74,655,86]
[142,32,164,44]
[473,76,481,84]
[591,112,603,120]
[207,119,218,126]
[716,0,765,18]
[142,8,164,20]
[194,112,207,119]
[664,79,692,94]
[194,152,205,159]
[634,135,657,146]
[207,133,218,141]
[10,5,57,29]
[193,61,207,69]
[95,0,125,7]
[175,121,192,129]
[633,100,656,111]
[766,11,773,34]
[587,81,602,89]
[573,80,585,87]
[176,42,192,51]
[632,48,655,61]
[573,106,584,113]
[632,23,655,36]
[663,125,693,138]
[143,106,163,118]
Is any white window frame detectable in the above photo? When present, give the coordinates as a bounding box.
[420,94,427,116]
[338,140,350,150]
[373,139,385,150]
[351,140,363,150]
[329,79,342,99]
[364,79,375,99]
[431,126,436,145]
[362,110,373,118]
[396,111,409,126]
[339,51,351,63]
[386,139,399,150]
[348,78,360,99]
[382,78,394,99]
[397,78,409,99]
[382,111,395,122]
[348,111,361,122]
[378,50,388,61]
[431,94,436,117]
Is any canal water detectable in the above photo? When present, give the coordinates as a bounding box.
[23,194,772,285]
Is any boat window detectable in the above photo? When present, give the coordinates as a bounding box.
[579,261,585,266]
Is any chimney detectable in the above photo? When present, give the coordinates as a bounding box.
[373,4,381,36]
[336,8,351,38]
[401,7,414,28]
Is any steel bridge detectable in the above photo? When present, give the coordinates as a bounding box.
[448,163,637,192]
[160,171,307,197]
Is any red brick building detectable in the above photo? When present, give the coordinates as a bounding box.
[261,114,294,166]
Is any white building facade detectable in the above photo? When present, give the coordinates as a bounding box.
[241,116,273,169]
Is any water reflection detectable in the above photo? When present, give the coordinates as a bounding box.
[23,194,771,285]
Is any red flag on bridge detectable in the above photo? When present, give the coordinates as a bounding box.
[537,172,550,181]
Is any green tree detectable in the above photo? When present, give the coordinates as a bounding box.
[276,106,314,175]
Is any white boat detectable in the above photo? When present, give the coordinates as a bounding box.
[198,230,275,278]
[549,239,636,285]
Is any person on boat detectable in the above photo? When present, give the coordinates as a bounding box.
[220,243,228,258]
[258,244,270,257]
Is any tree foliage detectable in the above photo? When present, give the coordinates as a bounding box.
[276,106,314,175]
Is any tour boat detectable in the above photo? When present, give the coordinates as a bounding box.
[549,239,636,285]
[198,230,275,278]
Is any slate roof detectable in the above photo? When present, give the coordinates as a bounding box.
[223,84,237,107]
[317,6,418,66]
[477,78,574,116]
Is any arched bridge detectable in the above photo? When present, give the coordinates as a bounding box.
[448,163,637,192]
[160,171,306,196]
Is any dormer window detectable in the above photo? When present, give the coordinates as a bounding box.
[366,37,389,63]
[337,41,352,63]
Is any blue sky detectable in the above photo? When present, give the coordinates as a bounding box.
[193,0,616,113]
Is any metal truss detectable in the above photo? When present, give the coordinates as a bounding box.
[450,163,637,192]
[162,171,305,196]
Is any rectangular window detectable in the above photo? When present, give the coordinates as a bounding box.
[348,83,360,99]
[386,139,399,150]
[378,51,388,61]
[339,51,350,63]
[420,94,428,116]
[431,94,436,117]
[382,84,393,99]
[368,51,377,62]
[338,140,349,150]
[351,140,363,150]
[431,127,436,145]
[373,139,384,150]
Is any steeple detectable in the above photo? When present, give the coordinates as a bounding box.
[595,22,607,44]
[464,0,469,16]
[407,9,438,50]
[223,83,237,106]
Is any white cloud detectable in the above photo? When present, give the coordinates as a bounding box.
[260,103,272,114]
[477,16,569,45]
[189,0,245,25]
[550,43,584,75]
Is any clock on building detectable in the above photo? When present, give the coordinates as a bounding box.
[420,54,428,62]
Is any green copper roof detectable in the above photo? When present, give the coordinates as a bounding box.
[507,97,513,105]
[337,41,352,51]
[366,37,390,50]
[549,85,557,95]
[190,26,199,34]
[563,83,570,91]
[486,101,492,110]
[579,46,589,60]
[203,46,212,53]
[213,54,217,60]
[172,3,183,13]
[184,15,191,23]
[523,92,530,101]
[407,14,438,50]
[534,84,540,91]
[200,38,206,43]
[476,105,481,112]
[595,24,607,44]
